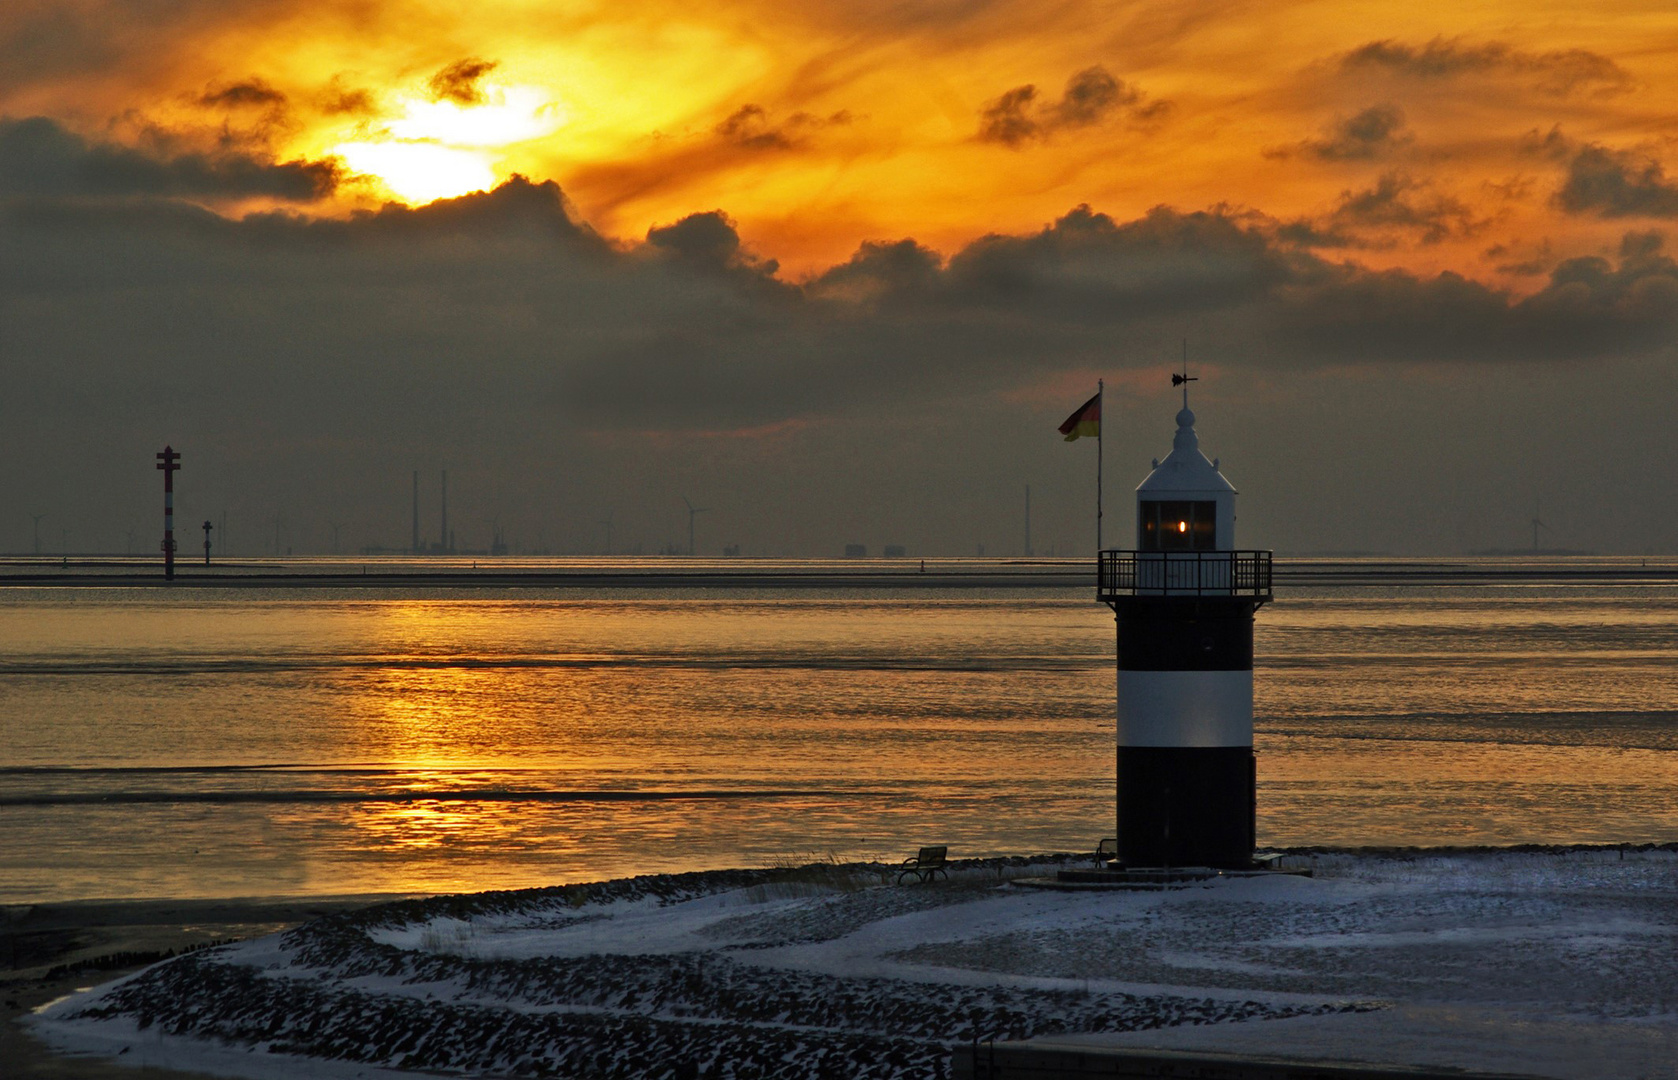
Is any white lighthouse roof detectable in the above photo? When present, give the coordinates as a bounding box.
[1136,407,1236,495]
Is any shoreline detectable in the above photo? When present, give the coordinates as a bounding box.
[10,844,1678,1078]
[4,895,414,1080]
[7,840,1674,910]
[3,556,1678,590]
[3,895,402,1080]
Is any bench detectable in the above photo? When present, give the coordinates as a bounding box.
[897,845,949,885]
[1095,838,1119,866]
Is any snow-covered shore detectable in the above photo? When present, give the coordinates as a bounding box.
[30,847,1678,1079]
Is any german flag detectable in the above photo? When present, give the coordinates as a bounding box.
[1058,391,1101,441]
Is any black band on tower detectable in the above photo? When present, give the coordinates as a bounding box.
[1116,747,1255,867]
[1114,597,1255,671]
[1113,595,1259,869]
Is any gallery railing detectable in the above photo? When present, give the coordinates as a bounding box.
[1098,549,1273,602]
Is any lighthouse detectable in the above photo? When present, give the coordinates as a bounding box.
[1097,392,1271,868]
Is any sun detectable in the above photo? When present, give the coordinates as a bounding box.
[332,83,566,204]
[333,141,499,203]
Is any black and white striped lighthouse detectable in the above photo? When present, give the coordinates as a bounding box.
[1096,393,1271,869]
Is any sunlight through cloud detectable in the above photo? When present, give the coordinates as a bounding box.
[390,86,566,147]
[333,82,565,204]
[333,140,499,203]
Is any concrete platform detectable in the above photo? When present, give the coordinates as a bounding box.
[1012,865,1313,891]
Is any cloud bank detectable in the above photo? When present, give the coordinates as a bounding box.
[5,116,1678,556]
[0,116,339,200]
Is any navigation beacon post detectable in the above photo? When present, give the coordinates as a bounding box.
[156,445,180,580]
[1097,401,1272,868]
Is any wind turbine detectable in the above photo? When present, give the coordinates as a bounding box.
[1531,500,1549,553]
[682,496,710,557]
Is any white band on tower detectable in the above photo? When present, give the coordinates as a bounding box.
[1116,669,1253,747]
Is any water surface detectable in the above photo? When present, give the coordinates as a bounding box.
[3,569,1674,902]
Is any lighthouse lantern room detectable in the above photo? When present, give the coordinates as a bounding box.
[1097,395,1271,869]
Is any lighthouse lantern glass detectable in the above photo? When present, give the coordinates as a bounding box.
[1139,500,1216,551]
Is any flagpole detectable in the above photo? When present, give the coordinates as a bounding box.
[1096,378,1103,554]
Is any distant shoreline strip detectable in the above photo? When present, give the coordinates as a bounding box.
[0,570,1093,589]
[0,656,1101,676]
[0,788,880,808]
[6,565,1678,589]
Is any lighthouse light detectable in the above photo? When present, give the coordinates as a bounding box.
[1139,500,1217,551]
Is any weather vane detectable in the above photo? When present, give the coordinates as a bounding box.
[1171,340,1197,406]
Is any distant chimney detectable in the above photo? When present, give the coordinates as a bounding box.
[412,471,420,555]
[440,470,448,554]
[1025,484,1033,557]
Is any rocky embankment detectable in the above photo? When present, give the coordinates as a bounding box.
[58,860,1362,1079]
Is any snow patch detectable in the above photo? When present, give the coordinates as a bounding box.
[31,850,1678,1080]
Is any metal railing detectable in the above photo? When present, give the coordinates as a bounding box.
[1098,549,1272,601]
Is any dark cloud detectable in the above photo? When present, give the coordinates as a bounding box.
[937,204,1296,318]
[1619,230,1665,260]
[637,210,784,287]
[8,177,1669,438]
[808,239,943,302]
[977,66,1162,147]
[1270,216,1351,250]
[0,115,338,201]
[198,79,287,109]
[1269,105,1411,162]
[647,210,745,263]
[1340,37,1633,97]
[7,174,1678,555]
[0,6,114,90]
[586,203,1676,424]
[1050,67,1130,126]
[190,79,292,146]
[1327,171,1486,244]
[978,86,1041,146]
[716,105,790,150]
[1268,238,1678,364]
[714,105,851,150]
[427,58,499,106]
[1483,237,1555,277]
[1553,141,1678,218]
[1275,171,1488,249]
[319,77,377,116]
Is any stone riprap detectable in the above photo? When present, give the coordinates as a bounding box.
[47,858,1368,1079]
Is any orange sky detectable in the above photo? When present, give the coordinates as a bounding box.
[6,0,1678,279]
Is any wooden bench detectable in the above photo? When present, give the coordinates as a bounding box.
[1095,838,1119,866]
[897,845,949,885]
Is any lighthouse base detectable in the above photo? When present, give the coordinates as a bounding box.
[1115,746,1255,869]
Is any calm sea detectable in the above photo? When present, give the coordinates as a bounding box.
[3,562,1675,903]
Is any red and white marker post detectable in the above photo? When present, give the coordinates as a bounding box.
[156,446,180,579]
